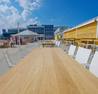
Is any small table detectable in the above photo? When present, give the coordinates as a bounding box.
[42,41,55,47]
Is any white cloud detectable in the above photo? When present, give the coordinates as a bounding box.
[18,0,41,10]
[18,0,41,22]
[21,17,39,27]
[21,10,31,21]
[0,4,21,28]
[0,0,41,29]
[0,0,11,4]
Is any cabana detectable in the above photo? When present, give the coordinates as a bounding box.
[12,30,39,44]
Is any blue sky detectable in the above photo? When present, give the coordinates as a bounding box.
[33,0,98,27]
[0,0,98,28]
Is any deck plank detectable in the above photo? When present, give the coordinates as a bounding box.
[0,48,98,94]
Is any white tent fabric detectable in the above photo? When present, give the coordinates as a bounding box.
[89,51,98,77]
[75,47,92,64]
[68,45,76,56]
[12,30,38,36]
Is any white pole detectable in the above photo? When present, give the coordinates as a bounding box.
[17,22,20,45]
[44,27,45,40]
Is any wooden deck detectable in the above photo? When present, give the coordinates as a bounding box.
[0,48,98,94]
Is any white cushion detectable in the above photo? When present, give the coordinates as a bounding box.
[75,47,91,64]
[89,51,98,77]
[68,45,76,56]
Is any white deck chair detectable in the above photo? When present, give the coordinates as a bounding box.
[89,51,98,77]
[55,41,60,47]
[68,45,76,56]
[75,47,92,64]
[55,41,58,46]
[57,41,61,47]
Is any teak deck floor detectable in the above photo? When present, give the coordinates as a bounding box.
[0,48,98,94]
